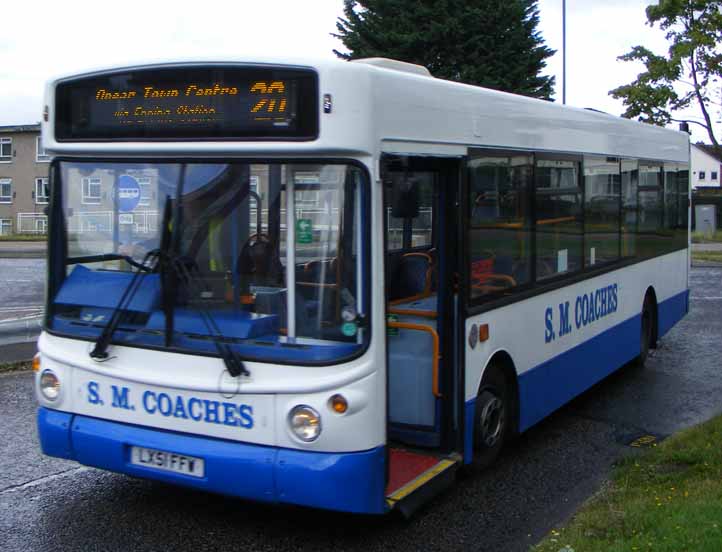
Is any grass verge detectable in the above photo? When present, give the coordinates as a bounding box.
[535,415,722,552]
[0,360,32,374]
[691,230,722,244]
[0,234,46,242]
[691,251,722,263]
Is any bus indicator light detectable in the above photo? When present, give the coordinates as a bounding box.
[330,394,348,414]
[479,324,489,343]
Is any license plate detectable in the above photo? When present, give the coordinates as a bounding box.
[130,446,205,478]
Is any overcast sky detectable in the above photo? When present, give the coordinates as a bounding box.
[0,0,716,142]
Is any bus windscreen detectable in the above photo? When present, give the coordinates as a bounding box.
[54,66,318,141]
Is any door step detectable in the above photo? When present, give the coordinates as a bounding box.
[385,448,460,517]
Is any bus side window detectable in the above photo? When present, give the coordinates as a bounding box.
[467,152,533,299]
[535,157,583,279]
[584,156,621,267]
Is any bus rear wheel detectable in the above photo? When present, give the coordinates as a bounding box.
[636,294,655,367]
[473,365,509,469]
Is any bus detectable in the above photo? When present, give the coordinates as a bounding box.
[34,57,690,516]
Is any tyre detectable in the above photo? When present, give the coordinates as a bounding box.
[473,364,510,469]
[636,293,655,367]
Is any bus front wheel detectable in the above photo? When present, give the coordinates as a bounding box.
[473,365,509,469]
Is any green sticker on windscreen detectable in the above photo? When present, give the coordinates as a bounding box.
[296,219,313,244]
[341,322,358,337]
[387,314,399,337]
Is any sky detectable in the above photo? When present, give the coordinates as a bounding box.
[0,0,717,143]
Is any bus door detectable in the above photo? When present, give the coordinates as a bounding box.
[382,154,464,514]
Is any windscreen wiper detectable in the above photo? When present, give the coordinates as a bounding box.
[89,189,174,361]
[168,255,250,378]
[89,249,161,360]
[68,253,154,272]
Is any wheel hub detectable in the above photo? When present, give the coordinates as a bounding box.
[479,395,504,447]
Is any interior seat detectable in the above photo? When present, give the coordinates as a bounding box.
[389,252,434,302]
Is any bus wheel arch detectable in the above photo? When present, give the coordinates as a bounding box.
[472,351,519,468]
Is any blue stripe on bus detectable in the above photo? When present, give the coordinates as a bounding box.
[37,407,74,459]
[463,289,689,463]
[37,408,386,514]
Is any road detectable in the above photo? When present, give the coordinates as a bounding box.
[0,258,45,323]
[1,266,722,552]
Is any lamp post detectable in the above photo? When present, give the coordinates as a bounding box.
[562,0,567,105]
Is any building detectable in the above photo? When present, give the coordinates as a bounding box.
[690,144,722,234]
[0,124,50,235]
[691,143,722,190]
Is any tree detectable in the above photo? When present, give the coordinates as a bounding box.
[332,0,556,100]
[610,0,722,149]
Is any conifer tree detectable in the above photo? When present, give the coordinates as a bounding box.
[333,0,556,100]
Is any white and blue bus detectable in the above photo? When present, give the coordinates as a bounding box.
[35,58,690,516]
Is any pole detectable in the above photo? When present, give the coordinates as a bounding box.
[562,0,567,105]
[285,176,296,341]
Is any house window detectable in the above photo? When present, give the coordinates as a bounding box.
[0,138,11,163]
[0,178,12,203]
[136,177,152,206]
[36,136,50,162]
[82,177,102,204]
[699,171,706,180]
[712,171,718,181]
[35,218,48,233]
[0,219,11,235]
[35,177,49,204]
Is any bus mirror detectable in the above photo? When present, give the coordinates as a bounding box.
[391,178,419,218]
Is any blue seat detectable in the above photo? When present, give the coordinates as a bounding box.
[389,253,433,301]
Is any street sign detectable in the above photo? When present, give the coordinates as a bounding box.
[296,219,313,244]
[117,175,141,212]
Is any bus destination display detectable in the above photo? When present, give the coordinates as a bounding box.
[54,66,318,141]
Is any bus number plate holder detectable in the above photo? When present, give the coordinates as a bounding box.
[130,446,205,478]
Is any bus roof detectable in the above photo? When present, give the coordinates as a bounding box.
[42,57,689,164]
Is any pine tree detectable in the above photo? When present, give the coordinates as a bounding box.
[333,0,556,100]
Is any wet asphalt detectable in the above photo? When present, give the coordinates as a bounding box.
[0,258,45,322]
[1,266,721,552]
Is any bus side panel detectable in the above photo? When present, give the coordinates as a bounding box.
[516,312,641,430]
[463,250,689,459]
[657,288,690,338]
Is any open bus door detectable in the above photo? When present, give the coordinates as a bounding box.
[381,154,466,515]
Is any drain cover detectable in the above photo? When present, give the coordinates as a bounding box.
[617,431,667,448]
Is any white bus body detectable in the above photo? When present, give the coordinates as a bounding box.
[35,57,689,515]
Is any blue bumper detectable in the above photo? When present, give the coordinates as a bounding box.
[37,408,386,514]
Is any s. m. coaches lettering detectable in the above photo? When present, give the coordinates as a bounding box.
[86,381,254,429]
[544,283,619,343]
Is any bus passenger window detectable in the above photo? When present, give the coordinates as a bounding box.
[584,156,620,266]
[621,159,638,259]
[675,165,690,250]
[637,163,664,258]
[535,158,583,279]
[467,153,532,299]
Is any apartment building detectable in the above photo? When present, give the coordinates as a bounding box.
[0,124,50,235]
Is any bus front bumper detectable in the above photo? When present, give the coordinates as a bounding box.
[37,407,386,514]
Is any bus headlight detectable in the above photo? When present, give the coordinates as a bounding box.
[288,405,322,442]
[39,369,61,401]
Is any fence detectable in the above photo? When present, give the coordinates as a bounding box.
[16,213,48,234]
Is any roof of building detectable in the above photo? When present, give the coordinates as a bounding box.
[694,143,722,162]
[0,124,41,134]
